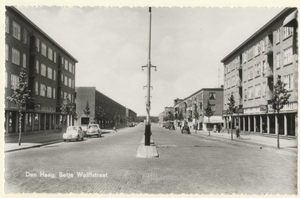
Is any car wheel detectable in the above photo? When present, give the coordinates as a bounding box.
[77,135,80,141]
[63,139,66,142]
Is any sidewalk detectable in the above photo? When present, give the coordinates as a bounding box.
[5,128,122,153]
[174,127,297,153]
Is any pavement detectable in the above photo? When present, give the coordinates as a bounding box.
[177,128,297,153]
[4,128,117,152]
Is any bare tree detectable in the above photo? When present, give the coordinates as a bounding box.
[204,101,214,136]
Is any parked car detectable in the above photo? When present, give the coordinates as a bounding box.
[181,125,190,134]
[86,124,102,138]
[63,126,85,142]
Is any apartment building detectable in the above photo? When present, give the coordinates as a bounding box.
[174,88,224,131]
[75,87,136,128]
[221,8,297,136]
[5,6,78,134]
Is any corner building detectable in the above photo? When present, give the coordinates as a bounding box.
[5,6,78,134]
[221,8,298,137]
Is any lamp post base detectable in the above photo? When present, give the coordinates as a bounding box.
[145,124,151,146]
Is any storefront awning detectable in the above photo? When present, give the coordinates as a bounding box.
[283,10,298,27]
[203,116,224,124]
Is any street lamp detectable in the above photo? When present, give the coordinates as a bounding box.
[141,7,157,146]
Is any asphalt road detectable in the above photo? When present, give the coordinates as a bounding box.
[5,124,297,194]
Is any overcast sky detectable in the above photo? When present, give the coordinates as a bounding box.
[17,6,283,116]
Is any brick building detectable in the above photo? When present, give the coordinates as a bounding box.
[221,8,298,137]
[5,6,78,134]
[173,88,224,131]
[75,87,136,128]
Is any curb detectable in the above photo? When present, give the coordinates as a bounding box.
[5,140,63,153]
[190,133,297,155]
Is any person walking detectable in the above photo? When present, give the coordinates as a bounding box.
[236,125,240,138]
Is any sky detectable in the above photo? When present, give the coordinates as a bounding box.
[16,6,283,116]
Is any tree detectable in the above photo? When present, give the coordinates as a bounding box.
[60,97,75,133]
[204,101,214,136]
[95,106,105,125]
[227,94,236,140]
[7,68,32,146]
[83,100,90,118]
[270,75,291,148]
[194,111,200,130]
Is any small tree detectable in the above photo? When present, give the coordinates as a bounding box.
[83,100,90,118]
[227,94,236,140]
[60,97,75,132]
[204,101,214,136]
[194,111,199,130]
[7,68,32,146]
[270,75,291,148]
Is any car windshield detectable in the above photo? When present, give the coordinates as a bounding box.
[89,125,97,129]
[67,127,77,132]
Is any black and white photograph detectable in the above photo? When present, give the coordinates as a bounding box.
[2,0,298,196]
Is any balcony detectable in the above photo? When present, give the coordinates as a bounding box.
[236,79,242,88]
[263,67,273,78]
[265,90,273,101]
[265,43,273,55]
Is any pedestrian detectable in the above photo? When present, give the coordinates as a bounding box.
[217,124,221,133]
[113,125,117,133]
[213,125,216,133]
[236,125,240,138]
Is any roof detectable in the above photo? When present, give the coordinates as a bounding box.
[221,8,297,63]
[7,6,78,63]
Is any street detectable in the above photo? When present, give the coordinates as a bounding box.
[5,124,296,194]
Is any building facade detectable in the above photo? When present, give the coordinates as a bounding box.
[221,8,298,137]
[158,107,175,124]
[174,88,224,131]
[75,87,136,128]
[5,6,78,134]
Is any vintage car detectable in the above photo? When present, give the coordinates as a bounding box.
[63,126,85,142]
[86,124,102,138]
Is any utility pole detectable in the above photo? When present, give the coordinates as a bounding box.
[142,7,157,146]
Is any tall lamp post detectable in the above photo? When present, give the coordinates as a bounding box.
[142,7,157,146]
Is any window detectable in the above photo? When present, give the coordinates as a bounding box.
[244,88,247,100]
[40,84,46,97]
[72,65,75,74]
[12,48,20,65]
[68,78,72,88]
[11,74,19,90]
[61,57,64,66]
[255,84,261,98]
[53,88,56,99]
[61,90,63,99]
[48,48,53,60]
[255,62,261,77]
[64,92,68,99]
[69,62,72,72]
[41,43,47,57]
[47,67,52,79]
[254,43,260,57]
[65,59,68,70]
[243,52,247,63]
[284,74,294,91]
[283,47,293,65]
[72,79,74,88]
[261,39,265,52]
[262,82,266,97]
[5,44,9,61]
[53,51,57,63]
[53,70,56,81]
[36,38,40,52]
[22,53,26,68]
[23,29,28,44]
[262,60,266,74]
[41,64,47,77]
[35,82,39,95]
[275,29,280,44]
[275,52,281,69]
[283,27,293,39]
[247,47,254,61]
[248,87,253,99]
[47,86,52,98]
[36,60,39,74]
[5,15,9,33]
[209,92,216,100]
[68,93,71,101]
[5,71,8,88]
[12,21,21,40]
[64,76,68,86]
[61,74,63,82]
